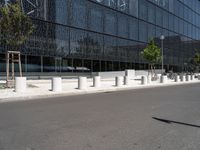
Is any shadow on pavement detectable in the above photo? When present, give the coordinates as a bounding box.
[152,117,200,128]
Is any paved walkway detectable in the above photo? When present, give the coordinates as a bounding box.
[0,76,200,103]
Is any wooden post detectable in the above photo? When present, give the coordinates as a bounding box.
[18,53,22,77]
[6,52,9,81]
[6,51,22,87]
[12,53,14,80]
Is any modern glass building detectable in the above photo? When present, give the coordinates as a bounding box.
[1,0,200,73]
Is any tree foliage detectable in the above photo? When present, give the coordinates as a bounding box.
[189,49,200,72]
[141,39,161,65]
[0,0,34,48]
[192,50,200,65]
[141,39,161,76]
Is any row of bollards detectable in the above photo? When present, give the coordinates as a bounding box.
[14,74,200,93]
[141,74,198,85]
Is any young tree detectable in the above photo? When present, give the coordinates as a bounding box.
[0,0,34,50]
[190,50,200,73]
[141,39,161,77]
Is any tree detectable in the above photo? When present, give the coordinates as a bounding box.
[0,0,34,50]
[189,50,200,73]
[141,39,161,77]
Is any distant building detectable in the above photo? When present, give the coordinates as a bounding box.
[0,0,200,73]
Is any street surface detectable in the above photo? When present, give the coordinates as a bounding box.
[0,83,200,150]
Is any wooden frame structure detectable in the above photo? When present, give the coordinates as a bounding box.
[6,51,22,87]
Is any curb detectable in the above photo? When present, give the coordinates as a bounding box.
[0,80,200,103]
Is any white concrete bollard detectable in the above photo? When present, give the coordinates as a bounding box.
[175,75,180,82]
[124,76,130,86]
[186,75,190,81]
[141,76,147,85]
[15,77,27,93]
[160,75,167,83]
[78,77,87,90]
[198,75,200,80]
[147,75,152,84]
[190,75,195,81]
[115,76,124,87]
[93,76,101,88]
[52,77,62,92]
[180,75,186,82]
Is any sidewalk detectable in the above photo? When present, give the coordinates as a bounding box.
[0,76,200,103]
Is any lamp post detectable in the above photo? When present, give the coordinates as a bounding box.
[160,35,165,74]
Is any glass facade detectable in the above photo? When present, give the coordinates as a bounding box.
[1,0,200,72]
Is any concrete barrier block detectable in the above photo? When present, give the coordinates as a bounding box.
[141,76,147,85]
[115,76,124,87]
[78,77,87,90]
[52,77,62,92]
[15,77,27,93]
[93,76,101,88]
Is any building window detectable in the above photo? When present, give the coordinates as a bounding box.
[129,0,138,17]
[129,18,138,40]
[27,56,41,72]
[148,3,155,24]
[156,7,163,27]
[104,10,117,35]
[104,35,117,59]
[70,29,86,57]
[139,0,147,21]
[71,0,86,29]
[48,0,68,25]
[139,21,148,42]
[118,14,128,38]
[89,5,103,32]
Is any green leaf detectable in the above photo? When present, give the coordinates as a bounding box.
[0,0,34,48]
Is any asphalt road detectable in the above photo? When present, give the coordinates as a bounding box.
[0,83,200,150]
